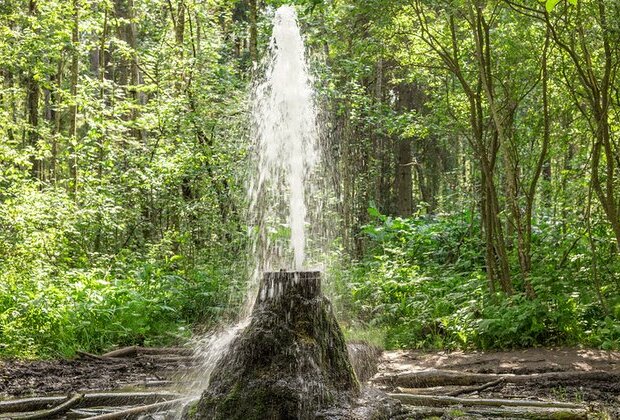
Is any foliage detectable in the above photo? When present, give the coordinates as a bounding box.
[0,185,246,358]
[1,0,619,359]
[336,209,620,350]
[0,0,249,358]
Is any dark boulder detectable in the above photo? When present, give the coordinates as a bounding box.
[185,271,360,420]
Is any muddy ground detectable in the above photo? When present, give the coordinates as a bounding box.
[0,354,193,398]
[1,347,619,417]
[377,348,620,414]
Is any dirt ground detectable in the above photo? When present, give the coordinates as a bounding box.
[376,348,620,418]
[0,354,192,398]
[1,347,619,417]
[380,348,620,375]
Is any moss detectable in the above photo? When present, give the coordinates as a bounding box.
[186,271,359,419]
[182,401,199,419]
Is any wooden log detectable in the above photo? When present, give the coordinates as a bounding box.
[373,368,620,388]
[67,408,119,419]
[80,391,181,407]
[101,346,138,358]
[0,391,180,414]
[76,350,111,361]
[388,393,584,409]
[3,394,83,419]
[464,406,588,419]
[86,397,193,420]
[447,378,505,396]
[396,385,473,395]
[0,397,65,414]
[373,369,492,387]
[402,405,587,420]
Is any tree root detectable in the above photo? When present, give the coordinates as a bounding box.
[388,393,583,409]
[86,397,192,420]
[447,378,504,396]
[373,368,620,388]
[0,397,66,414]
[0,391,181,414]
[100,346,193,358]
[403,405,588,419]
[391,393,588,419]
[101,346,139,358]
[4,394,84,420]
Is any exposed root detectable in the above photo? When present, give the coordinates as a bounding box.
[98,346,194,359]
[388,393,583,409]
[101,346,139,358]
[446,378,504,396]
[0,391,180,414]
[3,394,84,419]
[86,397,192,420]
[391,393,588,419]
[373,368,620,388]
[403,405,588,419]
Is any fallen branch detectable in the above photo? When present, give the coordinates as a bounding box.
[402,405,587,420]
[101,346,138,358]
[373,368,620,388]
[67,408,119,418]
[447,378,504,396]
[76,351,117,362]
[0,391,180,414]
[388,393,583,409]
[374,369,492,387]
[101,346,193,358]
[7,394,84,419]
[0,397,65,414]
[86,397,193,420]
[141,380,174,388]
[80,391,181,408]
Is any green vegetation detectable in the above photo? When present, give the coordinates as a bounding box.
[334,208,620,350]
[1,0,619,357]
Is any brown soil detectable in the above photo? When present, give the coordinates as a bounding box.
[1,347,619,417]
[0,355,192,398]
[379,348,620,375]
[377,348,620,418]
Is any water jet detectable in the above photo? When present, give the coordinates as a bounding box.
[184,6,404,419]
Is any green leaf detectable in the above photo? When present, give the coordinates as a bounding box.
[368,206,381,218]
[546,0,561,12]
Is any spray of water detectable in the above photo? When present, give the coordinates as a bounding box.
[248,4,319,277]
[182,6,330,403]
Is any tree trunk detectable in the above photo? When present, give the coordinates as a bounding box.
[248,0,257,64]
[68,0,79,196]
[395,139,413,217]
[26,0,41,181]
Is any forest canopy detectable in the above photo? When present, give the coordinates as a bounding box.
[0,0,619,358]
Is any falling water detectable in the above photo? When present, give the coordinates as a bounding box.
[248,4,319,278]
[184,5,324,398]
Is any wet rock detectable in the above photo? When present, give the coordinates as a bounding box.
[347,342,383,384]
[185,271,361,420]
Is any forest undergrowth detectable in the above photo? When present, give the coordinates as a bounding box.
[332,208,620,351]
[2,201,618,358]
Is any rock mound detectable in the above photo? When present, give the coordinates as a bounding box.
[186,271,359,420]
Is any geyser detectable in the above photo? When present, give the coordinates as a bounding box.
[184,5,404,419]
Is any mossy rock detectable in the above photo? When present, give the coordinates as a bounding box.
[186,271,360,420]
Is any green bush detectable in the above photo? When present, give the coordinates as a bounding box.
[337,209,620,350]
[0,186,244,358]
